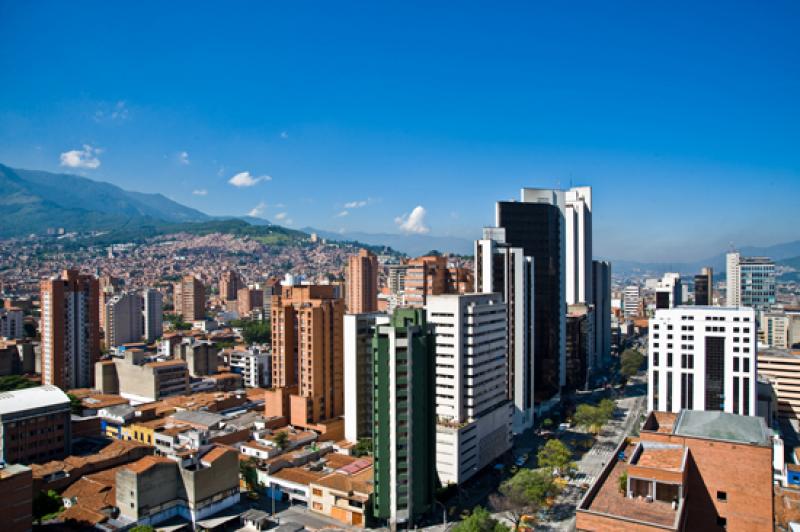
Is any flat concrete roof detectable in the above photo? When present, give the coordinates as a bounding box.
[673,410,770,446]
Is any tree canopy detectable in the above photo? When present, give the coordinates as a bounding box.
[490,468,561,530]
[537,439,574,475]
[620,348,645,377]
[452,506,509,532]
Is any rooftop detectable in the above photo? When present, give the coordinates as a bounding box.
[0,385,70,415]
[171,409,225,427]
[758,348,800,360]
[673,410,771,446]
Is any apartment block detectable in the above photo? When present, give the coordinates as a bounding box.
[403,255,472,308]
[577,410,773,531]
[227,346,271,387]
[104,292,144,348]
[0,385,71,465]
[656,273,683,310]
[219,270,242,303]
[345,249,379,314]
[268,284,344,430]
[40,269,100,389]
[0,307,23,339]
[694,267,713,306]
[624,285,642,318]
[343,312,389,443]
[648,306,757,415]
[427,294,513,486]
[173,275,205,322]
[373,308,436,528]
[173,338,220,377]
[237,287,264,318]
[757,348,800,420]
[475,228,535,432]
[566,303,594,391]
[143,289,163,343]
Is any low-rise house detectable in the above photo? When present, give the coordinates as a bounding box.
[309,457,374,527]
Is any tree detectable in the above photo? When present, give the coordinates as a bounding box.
[620,349,645,377]
[240,457,259,492]
[618,471,628,494]
[353,437,372,457]
[0,374,38,392]
[272,430,289,450]
[598,398,616,419]
[490,469,560,531]
[130,526,156,532]
[67,393,83,415]
[452,506,509,532]
[33,489,62,523]
[164,313,191,330]
[537,439,573,475]
[573,404,605,434]
[541,418,553,429]
[242,320,271,344]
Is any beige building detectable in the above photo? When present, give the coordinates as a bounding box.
[237,287,264,318]
[345,249,378,314]
[758,348,800,420]
[172,338,220,377]
[219,270,242,303]
[41,269,100,389]
[95,350,189,403]
[173,275,205,322]
[268,284,344,432]
[309,458,374,528]
[116,446,239,527]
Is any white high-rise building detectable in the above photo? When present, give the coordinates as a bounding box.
[726,252,776,311]
[426,293,513,486]
[648,306,757,416]
[228,346,270,387]
[105,292,144,348]
[0,307,24,339]
[623,285,641,318]
[565,186,593,306]
[655,273,682,309]
[143,289,163,343]
[475,229,535,433]
[343,312,389,443]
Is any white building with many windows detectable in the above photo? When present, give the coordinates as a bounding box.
[427,293,513,486]
[648,306,757,416]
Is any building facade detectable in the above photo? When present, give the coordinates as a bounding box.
[343,312,388,443]
[104,292,144,348]
[694,267,713,306]
[592,260,612,369]
[656,273,683,310]
[648,306,757,416]
[0,307,24,339]
[495,188,566,402]
[219,270,242,303]
[143,288,163,343]
[623,285,641,318]
[40,269,100,389]
[372,308,436,528]
[173,275,205,322]
[426,294,513,486]
[0,386,72,465]
[346,249,379,314]
[726,252,776,311]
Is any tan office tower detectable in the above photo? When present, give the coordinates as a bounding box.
[403,255,472,307]
[219,270,242,302]
[268,285,344,431]
[345,249,378,313]
[40,270,100,389]
[173,275,205,322]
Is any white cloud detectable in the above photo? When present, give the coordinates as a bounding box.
[284,219,294,226]
[274,212,288,221]
[111,100,128,120]
[395,205,430,234]
[228,171,271,187]
[280,131,289,139]
[94,100,129,122]
[192,189,208,196]
[248,201,267,217]
[179,151,190,165]
[336,210,349,217]
[60,144,102,169]
[344,200,368,209]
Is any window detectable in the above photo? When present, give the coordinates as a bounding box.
[717,516,727,528]
[717,491,727,502]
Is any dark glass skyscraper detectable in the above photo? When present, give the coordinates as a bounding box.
[496,188,566,402]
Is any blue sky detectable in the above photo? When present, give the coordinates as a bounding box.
[1,1,798,261]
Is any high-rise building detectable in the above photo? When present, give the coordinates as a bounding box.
[426,294,513,486]
[565,186,592,306]
[345,249,379,314]
[648,306,757,415]
[143,288,163,343]
[760,312,791,349]
[623,285,641,318]
[592,260,612,369]
[104,292,144,348]
[237,287,264,318]
[0,307,23,339]
[173,275,205,322]
[267,285,344,429]
[40,270,100,389]
[372,308,436,528]
[475,229,535,432]
[495,188,566,402]
[219,270,242,303]
[98,275,122,332]
[566,303,594,391]
[343,312,388,443]
[726,252,776,311]
[694,267,713,306]
[404,255,449,308]
[655,273,682,310]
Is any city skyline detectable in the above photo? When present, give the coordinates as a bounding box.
[1,2,798,262]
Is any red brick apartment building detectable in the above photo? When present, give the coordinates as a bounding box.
[576,410,773,531]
